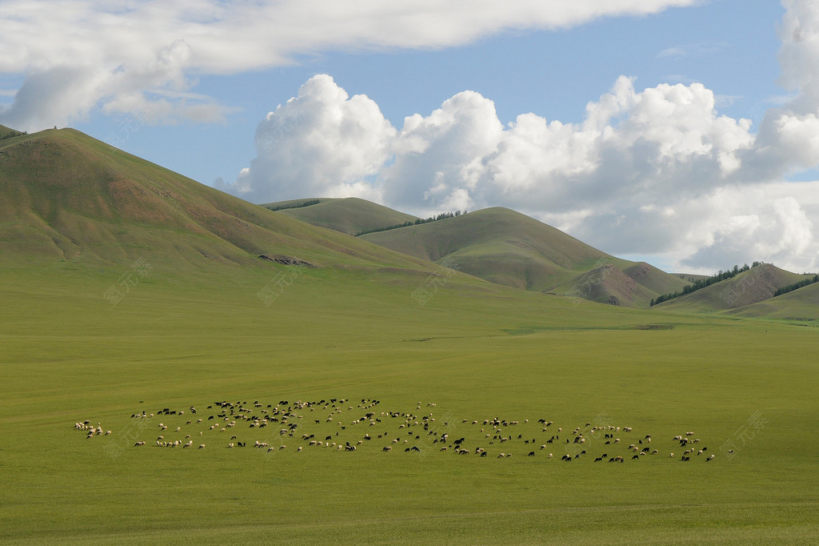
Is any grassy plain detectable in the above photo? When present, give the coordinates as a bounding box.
[1,261,817,544]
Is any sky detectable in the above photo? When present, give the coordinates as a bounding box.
[1,0,818,274]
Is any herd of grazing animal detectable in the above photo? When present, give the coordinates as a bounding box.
[74,421,110,439]
[74,398,714,463]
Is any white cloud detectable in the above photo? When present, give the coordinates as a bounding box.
[656,42,726,60]
[383,90,504,212]
[0,0,697,131]
[657,47,687,58]
[231,74,394,204]
[678,186,817,273]
[743,0,819,179]
[4,0,817,273]
[228,1,819,273]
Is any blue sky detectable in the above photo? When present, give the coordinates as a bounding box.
[1,0,817,273]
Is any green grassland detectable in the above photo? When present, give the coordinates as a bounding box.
[1,261,817,544]
[1,126,817,543]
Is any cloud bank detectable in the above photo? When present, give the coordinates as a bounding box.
[0,0,695,131]
[230,0,819,272]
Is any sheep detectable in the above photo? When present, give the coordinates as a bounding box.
[198,444,206,449]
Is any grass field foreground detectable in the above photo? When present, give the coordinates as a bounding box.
[1,262,817,543]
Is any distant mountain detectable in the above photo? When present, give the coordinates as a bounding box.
[360,207,689,306]
[264,197,418,236]
[0,127,433,273]
[655,264,810,311]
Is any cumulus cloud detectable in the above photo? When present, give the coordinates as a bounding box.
[231,74,394,204]
[383,90,504,211]
[229,1,819,272]
[744,0,819,179]
[0,0,696,131]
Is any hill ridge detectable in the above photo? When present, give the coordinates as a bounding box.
[0,128,437,274]
[655,263,809,311]
[360,206,689,306]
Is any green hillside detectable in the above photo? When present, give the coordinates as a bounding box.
[656,263,810,311]
[729,281,819,321]
[0,124,24,140]
[561,262,676,306]
[264,197,418,235]
[360,207,688,306]
[0,128,435,274]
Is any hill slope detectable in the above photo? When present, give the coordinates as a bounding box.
[360,207,689,306]
[264,197,418,236]
[0,124,24,140]
[656,264,810,311]
[0,128,434,273]
[729,281,819,321]
[562,262,681,307]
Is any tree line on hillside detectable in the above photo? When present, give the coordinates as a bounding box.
[650,262,763,306]
[774,274,819,297]
[266,199,321,212]
[356,211,468,236]
[0,129,25,141]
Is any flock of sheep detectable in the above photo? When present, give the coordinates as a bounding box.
[74,397,714,463]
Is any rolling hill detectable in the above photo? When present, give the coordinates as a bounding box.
[0,124,24,140]
[0,127,436,274]
[359,207,689,306]
[264,197,418,235]
[3,124,813,315]
[559,262,681,307]
[728,281,819,321]
[655,263,810,311]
